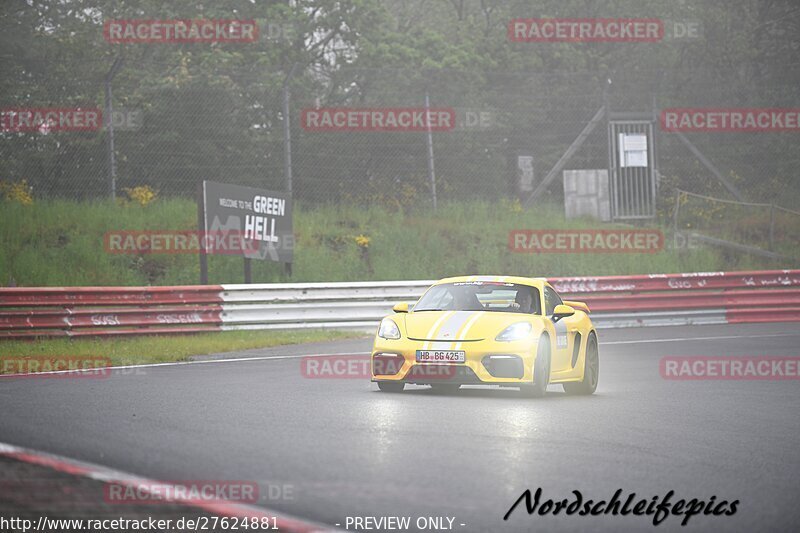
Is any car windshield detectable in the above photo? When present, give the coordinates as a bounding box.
[414,282,541,314]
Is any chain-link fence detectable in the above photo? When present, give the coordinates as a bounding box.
[2,58,799,212]
[672,189,800,260]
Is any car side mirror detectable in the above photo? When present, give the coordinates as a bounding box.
[552,304,575,322]
[393,302,410,313]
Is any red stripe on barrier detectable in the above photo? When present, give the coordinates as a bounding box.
[551,270,800,294]
[0,305,223,330]
[0,286,224,307]
[726,307,800,324]
[0,325,222,339]
[1,270,799,337]
[577,288,800,313]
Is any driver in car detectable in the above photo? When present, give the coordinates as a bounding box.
[513,288,534,313]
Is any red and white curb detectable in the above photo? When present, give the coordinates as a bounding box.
[0,441,339,532]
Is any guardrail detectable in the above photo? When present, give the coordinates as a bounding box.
[1,270,798,338]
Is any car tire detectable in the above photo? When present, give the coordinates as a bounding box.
[430,384,460,394]
[377,381,405,393]
[522,336,550,398]
[563,332,599,395]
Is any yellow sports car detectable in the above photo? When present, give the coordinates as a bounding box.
[371,276,598,396]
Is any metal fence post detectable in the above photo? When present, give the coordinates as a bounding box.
[282,64,298,278]
[769,204,775,251]
[673,189,682,234]
[283,64,297,196]
[197,182,208,285]
[104,57,124,200]
[425,89,438,209]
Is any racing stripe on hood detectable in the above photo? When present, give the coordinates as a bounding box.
[422,311,455,349]
[429,311,475,350]
[453,311,485,349]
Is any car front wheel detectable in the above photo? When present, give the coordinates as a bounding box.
[563,333,599,395]
[521,336,550,398]
[377,381,405,393]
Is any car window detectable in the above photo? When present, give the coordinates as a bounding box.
[414,282,541,314]
[417,285,454,310]
[544,286,563,316]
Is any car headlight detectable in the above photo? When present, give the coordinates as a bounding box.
[495,322,532,342]
[378,318,401,340]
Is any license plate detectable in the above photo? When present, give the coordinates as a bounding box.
[415,350,465,363]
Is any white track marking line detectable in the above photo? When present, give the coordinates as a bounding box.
[604,332,800,345]
[2,332,797,378]
[0,352,370,378]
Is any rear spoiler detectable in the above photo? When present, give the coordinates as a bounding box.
[563,300,590,314]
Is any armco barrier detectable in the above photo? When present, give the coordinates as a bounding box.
[0,270,798,338]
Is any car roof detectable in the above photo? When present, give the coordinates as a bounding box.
[434,275,549,289]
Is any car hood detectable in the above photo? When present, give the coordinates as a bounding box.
[402,310,520,342]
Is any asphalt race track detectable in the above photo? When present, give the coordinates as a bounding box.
[1,322,799,532]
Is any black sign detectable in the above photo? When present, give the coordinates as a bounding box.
[202,181,293,263]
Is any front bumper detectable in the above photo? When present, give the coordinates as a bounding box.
[371,338,536,385]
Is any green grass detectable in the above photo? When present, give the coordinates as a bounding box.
[0,197,793,287]
[0,329,367,374]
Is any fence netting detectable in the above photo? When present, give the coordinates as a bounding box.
[673,190,800,260]
[2,58,799,214]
